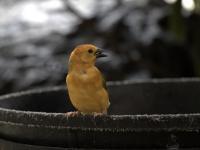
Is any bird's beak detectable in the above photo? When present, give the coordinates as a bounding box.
[95,49,107,58]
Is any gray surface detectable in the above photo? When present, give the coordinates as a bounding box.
[0,79,200,148]
[1,139,200,150]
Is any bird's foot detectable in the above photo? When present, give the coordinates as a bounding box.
[92,112,107,117]
[65,111,80,117]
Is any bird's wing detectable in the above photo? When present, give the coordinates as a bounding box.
[101,72,110,108]
[100,72,107,90]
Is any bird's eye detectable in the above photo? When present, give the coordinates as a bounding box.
[88,49,93,53]
[88,49,93,54]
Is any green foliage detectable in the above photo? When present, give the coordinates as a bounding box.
[169,0,186,42]
[194,0,200,13]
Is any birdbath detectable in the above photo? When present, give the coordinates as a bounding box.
[1,78,200,149]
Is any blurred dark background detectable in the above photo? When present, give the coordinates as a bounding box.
[0,0,200,95]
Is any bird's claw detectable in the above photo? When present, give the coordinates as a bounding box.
[92,112,107,117]
[65,111,80,117]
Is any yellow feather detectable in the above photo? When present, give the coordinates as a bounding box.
[66,44,110,114]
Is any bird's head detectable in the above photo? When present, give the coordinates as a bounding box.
[69,44,107,65]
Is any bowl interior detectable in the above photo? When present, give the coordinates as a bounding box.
[0,79,200,115]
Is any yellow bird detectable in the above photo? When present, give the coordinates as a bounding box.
[66,44,110,114]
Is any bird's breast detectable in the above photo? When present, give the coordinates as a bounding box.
[67,68,102,90]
